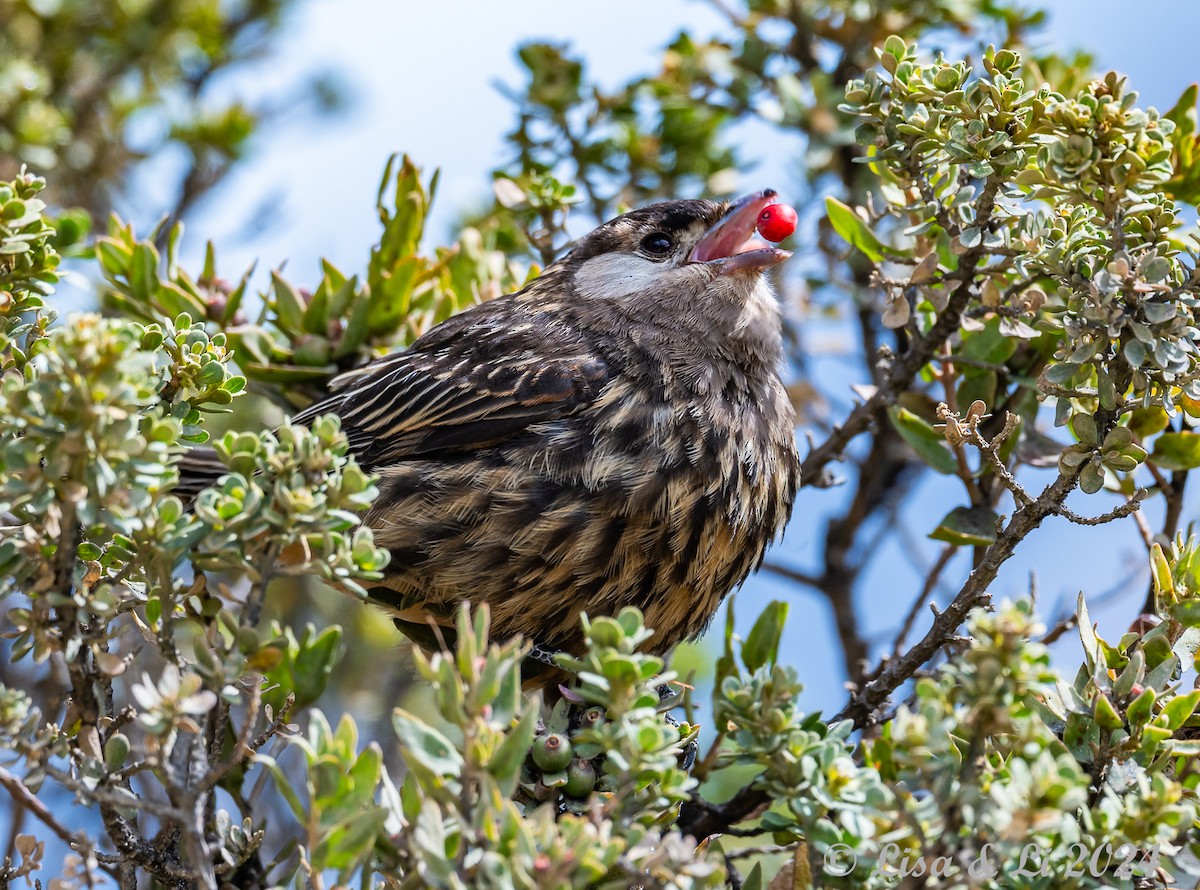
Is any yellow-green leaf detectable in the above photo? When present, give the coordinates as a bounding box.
[826,196,893,262]
[888,406,958,474]
[1151,432,1200,471]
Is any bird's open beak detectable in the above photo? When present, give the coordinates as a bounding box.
[689,189,792,273]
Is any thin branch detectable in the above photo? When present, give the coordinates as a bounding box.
[801,182,1002,488]
[1054,490,1147,527]
[200,682,264,792]
[724,842,798,861]
[1129,502,1156,552]
[892,544,959,659]
[760,561,823,590]
[937,345,986,508]
[965,417,1146,527]
[0,767,120,881]
[834,467,1081,729]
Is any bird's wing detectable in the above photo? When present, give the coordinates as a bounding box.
[292,310,610,469]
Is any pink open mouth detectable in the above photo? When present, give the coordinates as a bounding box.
[690,189,792,273]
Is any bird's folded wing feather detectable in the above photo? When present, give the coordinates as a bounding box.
[291,316,610,470]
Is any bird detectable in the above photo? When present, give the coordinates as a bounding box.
[181,191,800,668]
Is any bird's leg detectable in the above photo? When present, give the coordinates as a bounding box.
[527,642,565,668]
[656,682,699,773]
[526,648,699,773]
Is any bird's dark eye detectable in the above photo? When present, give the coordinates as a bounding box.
[640,232,675,256]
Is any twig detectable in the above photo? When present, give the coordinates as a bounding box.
[937,345,986,507]
[0,767,118,881]
[892,544,959,659]
[0,774,122,883]
[801,182,1001,488]
[200,682,263,792]
[677,785,770,841]
[251,693,296,751]
[1040,612,1078,646]
[834,467,1081,729]
[724,842,798,860]
[760,562,822,590]
[966,419,1146,527]
[1053,490,1147,526]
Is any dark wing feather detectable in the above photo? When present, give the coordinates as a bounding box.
[292,303,610,470]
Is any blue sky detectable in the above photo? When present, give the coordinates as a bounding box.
[6,1,1195,875]
[159,0,1200,715]
[179,0,1200,273]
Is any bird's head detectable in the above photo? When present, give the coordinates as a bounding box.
[562,190,791,305]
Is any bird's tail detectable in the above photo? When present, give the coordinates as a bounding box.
[174,447,227,498]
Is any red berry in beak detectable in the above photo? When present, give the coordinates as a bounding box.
[756,203,798,242]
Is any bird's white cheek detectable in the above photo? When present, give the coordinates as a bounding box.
[574,253,673,301]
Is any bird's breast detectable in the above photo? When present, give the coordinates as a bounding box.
[364,350,798,654]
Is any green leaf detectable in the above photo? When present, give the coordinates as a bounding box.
[826,196,893,262]
[741,600,788,673]
[882,34,907,61]
[270,272,307,333]
[1151,432,1200,471]
[1141,723,1173,757]
[928,506,999,547]
[1150,543,1174,602]
[291,625,344,710]
[741,863,765,890]
[257,754,307,820]
[960,316,1018,365]
[1129,407,1170,438]
[323,808,388,873]
[1166,84,1198,141]
[301,280,330,335]
[486,706,539,796]
[1077,594,1098,669]
[1142,632,1175,671]
[1169,599,1200,628]
[76,541,103,561]
[1079,463,1105,494]
[242,362,337,384]
[343,743,383,806]
[129,242,159,302]
[888,406,958,474]
[333,285,370,360]
[1070,413,1098,446]
[1127,687,1156,727]
[157,281,207,320]
[392,707,463,776]
[1161,690,1200,730]
[1094,693,1124,730]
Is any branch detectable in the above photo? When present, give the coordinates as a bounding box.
[966,418,1148,527]
[760,562,822,590]
[801,182,1001,488]
[0,767,121,881]
[892,544,959,659]
[677,784,770,842]
[1054,491,1146,527]
[833,468,1080,728]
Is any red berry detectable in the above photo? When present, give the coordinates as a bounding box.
[756,203,797,242]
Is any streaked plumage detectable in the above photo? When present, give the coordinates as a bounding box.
[183,193,800,661]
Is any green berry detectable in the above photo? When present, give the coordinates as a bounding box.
[532,733,573,772]
[104,732,130,772]
[563,758,597,798]
[580,706,606,730]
